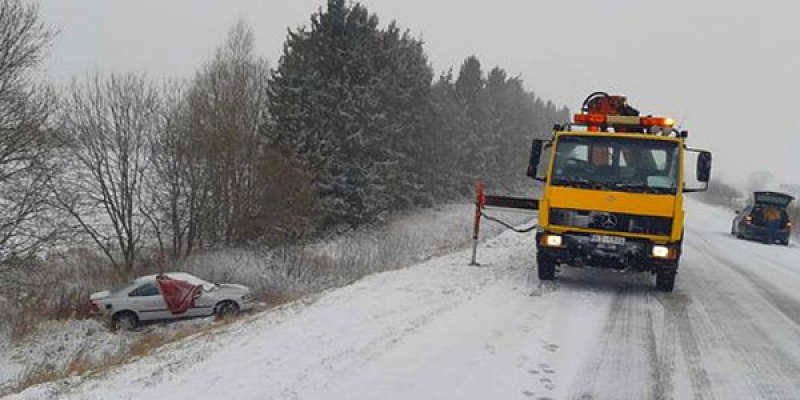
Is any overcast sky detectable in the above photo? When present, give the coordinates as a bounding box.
[39,0,800,188]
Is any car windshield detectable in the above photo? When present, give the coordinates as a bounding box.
[109,281,133,293]
[163,273,216,291]
[550,135,680,194]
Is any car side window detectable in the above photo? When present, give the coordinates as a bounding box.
[129,283,160,297]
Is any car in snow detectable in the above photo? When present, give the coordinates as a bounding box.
[731,191,794,245]
[89,272,254,330]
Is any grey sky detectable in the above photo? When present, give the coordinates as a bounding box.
[39,0,800,187]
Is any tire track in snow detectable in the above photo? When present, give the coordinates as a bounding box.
[694,232,800,327]
[654,293,713,400]
[560,269,717,400]
[566,280,660,400]
[683,230,800,399]
[651,295,677,400]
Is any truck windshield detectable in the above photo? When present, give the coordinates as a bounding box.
[550,135,680,194]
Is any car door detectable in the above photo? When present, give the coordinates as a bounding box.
[185,289,217,317]
[128,282,170,321]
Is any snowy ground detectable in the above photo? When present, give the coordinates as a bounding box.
[0,203,531,396]
[7,199,800,400]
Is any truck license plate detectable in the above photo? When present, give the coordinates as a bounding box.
[590,234,626,246]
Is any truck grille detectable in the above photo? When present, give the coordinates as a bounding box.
[550,208,673,236]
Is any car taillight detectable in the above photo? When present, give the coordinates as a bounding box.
[89,300,100,312]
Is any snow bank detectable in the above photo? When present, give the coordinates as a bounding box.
[0,202,535,397]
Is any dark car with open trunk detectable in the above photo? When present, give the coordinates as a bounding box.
[732,191,794,245]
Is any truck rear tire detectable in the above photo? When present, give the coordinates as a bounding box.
[537,254,555,281]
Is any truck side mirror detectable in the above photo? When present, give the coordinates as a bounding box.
[684,148,712,193]
[697,151,712,182]
[526,139,543,179]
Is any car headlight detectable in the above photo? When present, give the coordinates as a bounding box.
[242,292,254,302]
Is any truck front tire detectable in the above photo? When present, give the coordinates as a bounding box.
[655,263,677,292]
[537,253,556,281]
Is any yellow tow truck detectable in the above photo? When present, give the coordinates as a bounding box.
[475,92,712,291]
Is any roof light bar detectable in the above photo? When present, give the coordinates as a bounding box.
[573,114,606,124]
[573,114,675,128]
[640,116,675,127]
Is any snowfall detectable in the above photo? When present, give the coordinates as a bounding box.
[4,199,800,400]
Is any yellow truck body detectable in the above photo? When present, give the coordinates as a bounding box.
[529,122,710,291]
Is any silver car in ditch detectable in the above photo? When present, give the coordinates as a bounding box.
[90,272,254,330]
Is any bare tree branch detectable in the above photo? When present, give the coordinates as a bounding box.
[0,0,59,264]
[55,73,159,279]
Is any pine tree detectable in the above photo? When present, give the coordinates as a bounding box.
[427,71,472,196]
[269,0,434,228]
[427,56,571,194]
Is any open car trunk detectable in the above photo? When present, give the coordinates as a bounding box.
[156,275,203,315]
[754,191,795,209]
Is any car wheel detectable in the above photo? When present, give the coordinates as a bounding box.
[112,311,138,331]
[215,301,239,320]
[537,253,556,281]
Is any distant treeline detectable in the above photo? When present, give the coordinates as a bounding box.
[0,0,567,279]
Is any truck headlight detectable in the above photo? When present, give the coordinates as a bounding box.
[652,245,671,258]
[541,234,563,247]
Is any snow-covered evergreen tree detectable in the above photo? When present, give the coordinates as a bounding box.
[269,0,434,228]
[429,57,570,193]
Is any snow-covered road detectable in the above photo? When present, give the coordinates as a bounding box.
[10,200,800,400]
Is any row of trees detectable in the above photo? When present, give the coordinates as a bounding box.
[1,0,568,279]
[270,1,568,227]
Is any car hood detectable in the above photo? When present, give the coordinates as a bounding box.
[90,290,111,300]
[210,283,249,295]
[754,191,795,208]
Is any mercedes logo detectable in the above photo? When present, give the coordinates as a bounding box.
[600,214,618,229]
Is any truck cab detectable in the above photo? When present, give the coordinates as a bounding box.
[527,98,711,292]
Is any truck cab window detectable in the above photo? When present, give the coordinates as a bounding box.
[551,136,679,193]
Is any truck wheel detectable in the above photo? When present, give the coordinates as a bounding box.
[656,269,676,292]
[537,254,556,281]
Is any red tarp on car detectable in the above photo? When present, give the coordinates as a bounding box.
[156,275,203,315]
